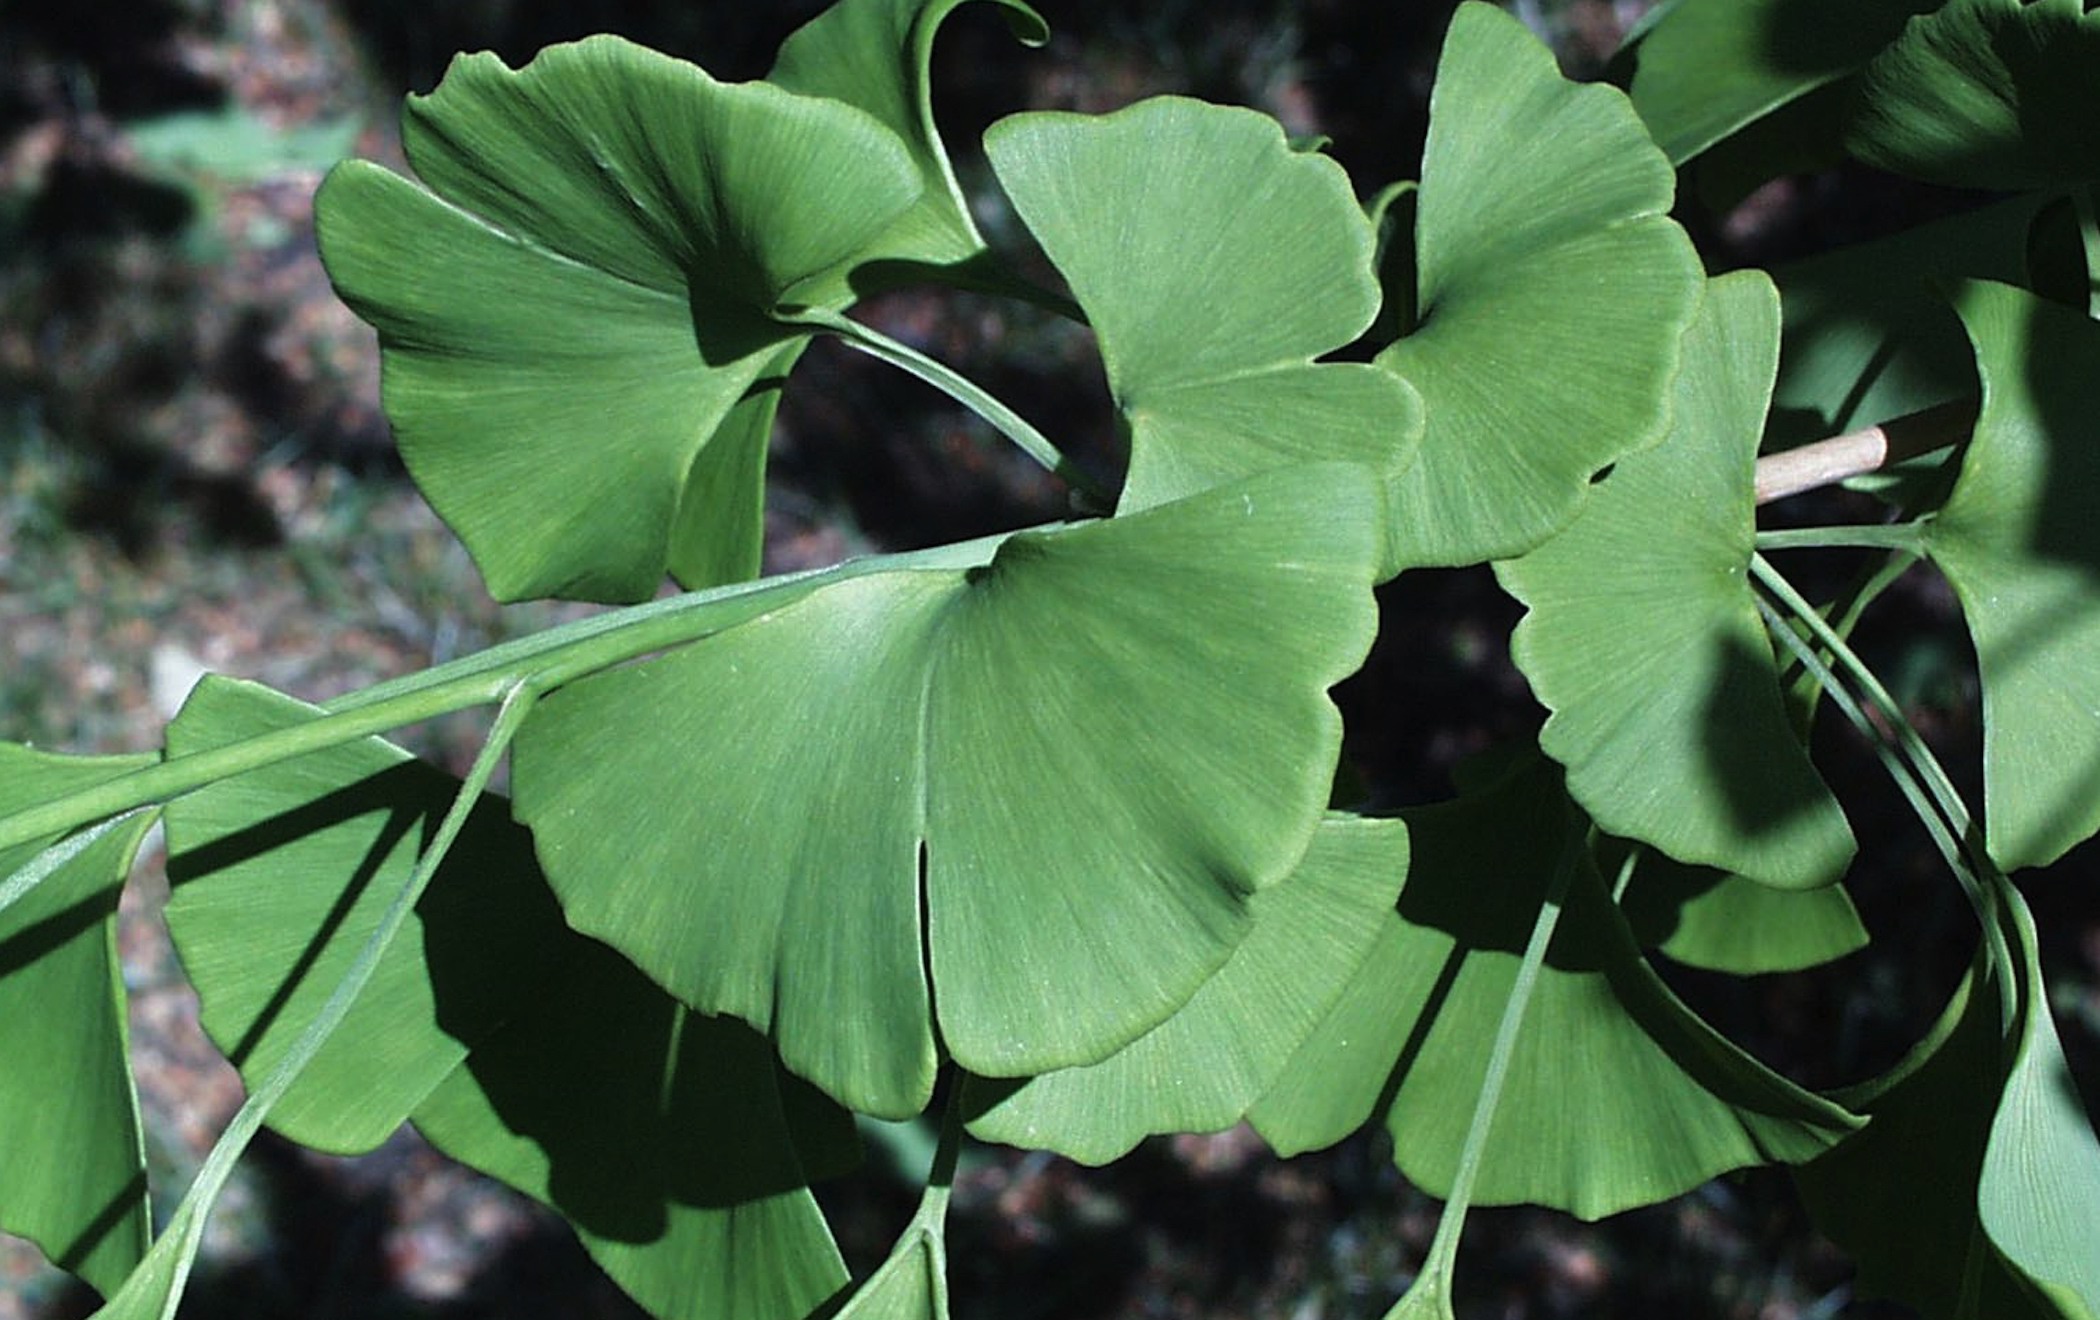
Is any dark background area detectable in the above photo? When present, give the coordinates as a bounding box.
[2,1,2094,1317]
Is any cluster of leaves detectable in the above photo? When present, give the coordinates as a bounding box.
[3,0,2099,1316]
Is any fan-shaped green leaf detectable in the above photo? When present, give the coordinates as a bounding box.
[1377,1,1702,568]
[1501,273,1854,890]
[317,36,923,603]
[770,0,1046,278]
[832,1219,946,1320]
[513,464,1382,1119]
[1251,754,1858,1219]
[159,679,854,1320]
[412,950,857,1320]
[1926,281,2100,870]
[1797,879,2100,1319]
[1849,0,2100,191]
[1615,0,1930,165]
[0,747,154,1298]
[1768,194,2046,446]
[1617,851,1868,975]
[163,679,565,1151]
[983,98,1422,526]
[962,814,1407,1163]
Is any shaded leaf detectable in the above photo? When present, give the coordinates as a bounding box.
[0,747,154,1298]
[1926,281,2100,869]
[412,951,857,1320]
[317,36,923,602]
[962,814,1407,1163]
[163,679,562,1152]
[1379,2,1703,568]
[1500,273,1854,889]
[1613,0,1931,164]
[769,0,1046,277]
[1850,0,2100,190]
[1252,753,1858,1219]
[1617,851,1868,975]
[159,680,857,1320]
[1797,879,2100,1319]
[513,464,1383,1118]
[1768,194,2046,445]
[984,97,1421,527]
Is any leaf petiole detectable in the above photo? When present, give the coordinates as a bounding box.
[790,305,1111,504]
[1754,523,1928,554]
[0,532,1020,856]
[1390,829,1578,1318]
[92,683,540,1320]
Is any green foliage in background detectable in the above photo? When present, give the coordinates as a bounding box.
[4,0,2099,1316]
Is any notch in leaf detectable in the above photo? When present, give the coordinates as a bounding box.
[512,464,1383,1119]
[984,96,1423,547]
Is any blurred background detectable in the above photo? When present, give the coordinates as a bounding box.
[1,1,2094,1316]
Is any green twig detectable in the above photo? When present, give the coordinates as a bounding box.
[0,532,1019,856]
[1755,596,2015,1014]
[2075,186,2100,321]
[98,683,539,1320]
[791,306,1110,504]
[1751,555,1975,848]
[1755,523,1927,555]
[1394,834,1577,1314]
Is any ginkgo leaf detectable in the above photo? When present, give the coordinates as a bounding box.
[159,680,857,1320]
[962,814,1407,1163]
[162,678,568,1151]
[0,746,154,1299]
[1797,878,2100,1319]
[1251,753,1858,1219]
[1615,0,1930,165]
[769,0,1047,278]
[1616,849,1868,975]
[512,463,1383,1119]
[317,36,923,603]
[411,948,858,1320]
[1849,0,2100,191]
[830,1219,946,1320]
[1377,1,1702,569]
[1500,273,1854,890]
[1768,194,2047,444]
[1926,281,2100,870]
[983,97,1422,531]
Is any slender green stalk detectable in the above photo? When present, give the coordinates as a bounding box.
[0,811,148,918]
[100,684,538,1320]
[1393,836,1577,1316]
[1756,597,2015,1010]
[2075,186,2100,321]
[0,532,1019,856]
[791,306,1110,503]
[1751,555,1975,846]
[1755,523,1926,555]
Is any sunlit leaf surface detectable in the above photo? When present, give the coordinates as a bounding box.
[770,0,1046,277]
[985,97,1421,530]
[1377,1,1701,568]
[318,36,922,601]
[0,747,154,1298]
[964,814,1406,1163]
[514,465,1382,1118]
[1500,274,1854,890]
